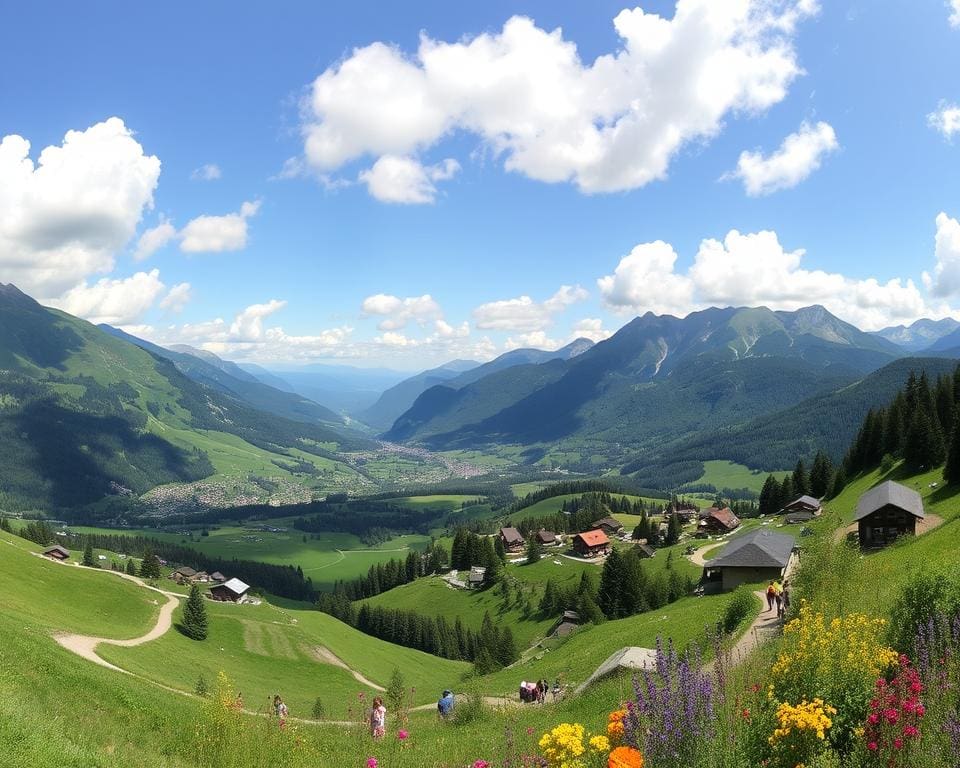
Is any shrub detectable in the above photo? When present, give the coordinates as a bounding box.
[721,587,756,635]
[888,568,960,655]
[310,697,325,720]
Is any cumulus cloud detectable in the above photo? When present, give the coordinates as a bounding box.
[179,200,260,253]
[729,121,839,195]
[48,269,167,326]
[923,212,960,298]
[359,155,459,203]
[504,331,562,351]
[361,293,443,329]
[159,282,192,313]
[134,220,177,261]
[473,285,588,332]
[191,163,222,181]
[928,102,960,140]
[600,227,953,331]
[0,117,161,296]
[570,318,613,343]
[951,0,960,27]
[301,0,817,198]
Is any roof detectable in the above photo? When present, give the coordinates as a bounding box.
[574,529,609,547]
[218,578,250,595]
[468,566,486,582]
[635,543,656,557]
[536,529,557,543]
[174,566,197,577]
[701,507,740,530]
[210,571,225,580]
[781,495,821,511]
[709,530,796,569]
[854,481,925,522]
[43,545,70,556]
[499,527,524,544]
[591,517,624,530]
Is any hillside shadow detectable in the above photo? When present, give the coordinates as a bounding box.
[0,287,84,370]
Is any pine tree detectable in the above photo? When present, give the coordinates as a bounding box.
[792,460,810,497]
[181,584,209,641]
[539,579,558,616]
[809,451,833,499]
[758,475,778,516]
[311,697,325,720]
[904,408,945,470]
[497,626,518,666]
[125,558,137,576]
[830,465,847,498]
[494,535,507,564]
[82,540,97,568]
[945,414,960,485]
[139,551,161,580]
[597,549,624,619]
[195,674,208,697]
[665,513,681,545]
[525,536,542,564]
[0,518,11,533]
[386,668,406,712]
[778,476,794,511]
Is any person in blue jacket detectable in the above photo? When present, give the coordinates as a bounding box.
[437,689,455,719]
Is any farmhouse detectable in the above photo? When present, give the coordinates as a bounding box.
[705,530,797,591]
[209,577,250,603]
[699,507,741,534]
[572,529,610,558]
[855,480,925,549]
[499,527,525,552]
[553,610,580,638]
[42,545,70,561]
[666,501,700,521]
[170,566,198,583]
[209,571,226,583]
[591,517,625,536]
[468,566,486,588]
[779,495,822,521]
[634,543,656,559]
[535,529,558,546]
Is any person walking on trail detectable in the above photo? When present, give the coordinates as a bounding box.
[370,696,386,738]
[766,581,777,612]
[274,695,288,729]
[551,679,561,702]
[780,581,791,618]
[437,689,455,719]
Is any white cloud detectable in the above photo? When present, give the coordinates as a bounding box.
[0,117,161,296]
[49,269,167,326]
[191,163,222,181]
[928,102,960,140]
[729,121,839,195]
[950,0,960,28]
[179,200,260,253]
[923,212,960,298]
[473,285,588,332]
[159,282,192,313]
[600,227,954,331]
[361,293,443,329]
[134,220,177,261]
[505,331,562,351]
[375,331,416,347]
[570,318,613,343]
[359,155,460,203]
[301,0,817,198]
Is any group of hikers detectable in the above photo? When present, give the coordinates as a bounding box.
[765,578,790,618]
[367,690,456,737]
[519,678,560,704]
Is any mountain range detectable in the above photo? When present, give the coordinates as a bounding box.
[871,317,960,351]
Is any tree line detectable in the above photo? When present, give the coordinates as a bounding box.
[757,450,839,515]
[322,542,449,601]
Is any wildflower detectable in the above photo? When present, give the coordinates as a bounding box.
[366,758,377,768]
[397,729,409,740]
[589,735,611,753]
[607,746,644,768]
[473,761,490,768]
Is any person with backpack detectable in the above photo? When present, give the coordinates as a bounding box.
[437,689,455,719]
[766,581,776,612]
[370,696,386,738]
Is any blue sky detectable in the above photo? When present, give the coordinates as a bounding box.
[1,0,959,369]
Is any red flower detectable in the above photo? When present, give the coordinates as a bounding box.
[867,742,878,751]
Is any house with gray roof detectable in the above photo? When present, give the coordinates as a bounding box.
[779,495,822,521]
[705,529,797,591]
[855,481,924,549]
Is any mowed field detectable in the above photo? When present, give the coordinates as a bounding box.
[692,460,789,494]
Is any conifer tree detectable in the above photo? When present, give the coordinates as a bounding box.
[758,475,779,515]
[139,551,162,580]
[539,579,558,616]
[82,540,97,568]
[792,460,810,497]
[386,668,406,712]
[525,536,542,564]
[830,465,847,498]
[809,451,833,499]
[494,535,507,564]
[182,584,209,640]
[665,513,681,545]
[125,559,137,576]
[778,476,794,511]
[597,548,623,619]
[0,518,11,533]
[497,626,518,666]
[945,415,960,485]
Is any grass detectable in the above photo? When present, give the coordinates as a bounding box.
[692,460,789,494]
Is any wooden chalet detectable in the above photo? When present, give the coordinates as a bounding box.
[468,566,486,588]
[42,545,70,561]
[535,529,558,546]
[209,571,226,583]
[209,577,250,603]
[553,610,581,638]
[705,530,797,591]
[572,529,610,558]
[591,517,625,536]
[666,502,700,522]
[779,495,822,522]
[634,543,656,559]
[855,481,925,549]
[499,527,525,553]
[698,507,741,534]
[170,566,198,583]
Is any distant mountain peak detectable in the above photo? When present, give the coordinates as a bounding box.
[873,317,960,352]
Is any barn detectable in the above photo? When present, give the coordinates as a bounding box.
[42,545,70,561]
[705,530,797,592]
[572,529,610,558]
[855,481,925,549]
[499,527,525,553]
[698,507,741,535]
[209,578,250,603]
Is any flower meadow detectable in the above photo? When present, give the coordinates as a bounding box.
[185,590,960,768]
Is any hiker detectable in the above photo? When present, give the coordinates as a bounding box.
[437,689,455,719]
[234,691,243,711]
[370,696,386,738]
[780,581,791,618]
[538,679,548,704]
[766,581,776,612]
[551,679,561,702]
[275,695,288,729]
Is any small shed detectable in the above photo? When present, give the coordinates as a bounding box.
[468,566,486,588]
[209,571,226,583]
[572,529,610,558]
[699,507,741,534]
[171,566,197,583]
[552,610,581,638]
[634,543,656,559]
[855,481,925,549]
[535,529,558,546]
[42,545,70,561]
[209,577,251,603]
[499,527,525,552]
[591,517,625,536]
[705,530,796,591]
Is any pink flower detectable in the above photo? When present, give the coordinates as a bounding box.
[473,761,490,768]
[904,725,919,738]
[893,737,903,750]
[367,759,378,768]
[916,704,925,717]
[397,729,409,740]
[884,708,900,724]
[867,713,879,725]
[867,742,878,752]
